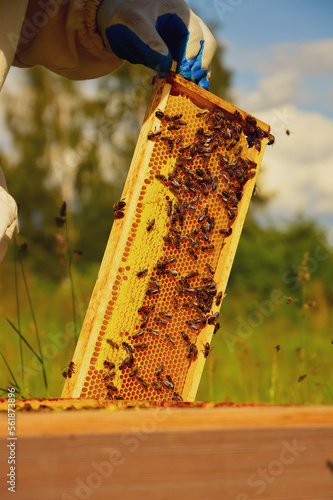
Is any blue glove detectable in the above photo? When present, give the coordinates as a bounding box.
[97,0,216,89]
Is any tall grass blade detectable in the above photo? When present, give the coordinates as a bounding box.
[0,351,20,392]
[4,317,42,363]
[13,253,24,383]
[14,239,48,390]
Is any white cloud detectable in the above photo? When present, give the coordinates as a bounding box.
[226,38,333,113]
[257,39,333,75]
[253,107,333,233]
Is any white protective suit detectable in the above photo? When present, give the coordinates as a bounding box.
[0,0,215,262]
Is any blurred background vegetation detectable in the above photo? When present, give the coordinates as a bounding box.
[0,41,332,403]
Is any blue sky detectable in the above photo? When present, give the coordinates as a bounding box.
[187,0,333,242]
[1,1,332,242]
[188,0,333,118]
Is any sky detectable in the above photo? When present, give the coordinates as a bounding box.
[188,0,333,243]
[0,1,332,243]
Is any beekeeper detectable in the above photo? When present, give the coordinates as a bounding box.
[0,0,216,262]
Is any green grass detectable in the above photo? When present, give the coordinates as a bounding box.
[1,250,332,403]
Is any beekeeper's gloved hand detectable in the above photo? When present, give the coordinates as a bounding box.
[97,0,216,90]
[0,167,18,262]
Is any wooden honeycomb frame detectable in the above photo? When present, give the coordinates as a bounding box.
[62,72,270,402]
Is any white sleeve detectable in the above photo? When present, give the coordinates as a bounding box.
[0,165,18,262]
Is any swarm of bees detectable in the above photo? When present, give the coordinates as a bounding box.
[94,100,271,402]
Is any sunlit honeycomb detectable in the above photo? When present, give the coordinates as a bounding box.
[77,78,268,402]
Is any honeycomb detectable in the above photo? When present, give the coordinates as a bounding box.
[62,72,270,402]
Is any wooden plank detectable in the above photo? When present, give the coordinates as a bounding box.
[0,406,332,499]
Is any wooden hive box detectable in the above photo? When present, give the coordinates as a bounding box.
[0,400,333,499]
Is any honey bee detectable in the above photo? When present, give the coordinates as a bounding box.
[286,129,291,136]
[155,109,170,120]
[159,311,172,320]
[186,343,198,360]
[155,109,164,119]
[286,297,294,304]
[129,367,139,378]
[103,360,115,370]
[215,291,223,306]
[118,355,134,370]
[185,271,199,281]
[254,139,261,152]
[207,312,219,324]
[62,361,76,379]
[138,304,155,314]
[212,176,218,191]
[165,269,178,277]
[152,381,163,392]
[137,268,148,278]
[219,227,232,237]
[275,345,281,352]
[165,333,176,346]
[226,140,237,151]
[246,115,257,127]
[158,377,174,390]
[167,124,181,131]
[155,174,167,183]
[106,339,119,350]
[234,146,243,156]
[196,109,209,117]
[113,198,126,212]
[201,342,211,358]
[213,323,220,335]
[148,129,161,140]
[267,133,275,146]
[172,392,183,401]
[198,207,208,223]
[172,295,179,309]
[180,331,191,345]
[163,236,173,247]
[132,330,145,340]
[122,341,133,354]
[134,343,148,350]
[202,245,214,252]
[187,248,198,261]
[175,135,183,145]
[136,377,148,390]
[146,219,155,232]
[165,374,174,389]
[205,263,214,275]
[234,110,242,120]
[166,200,172,216]
[106,383,118,392]
[154,316,167,326]
[298,374,307,383]
[185,320,199,331]
[155,364,165,377]
[146,328,160,337]
[114,210,125,220]
[173,236,181,249]
[140,315,149,329]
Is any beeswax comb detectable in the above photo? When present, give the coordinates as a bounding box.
[62,71,270,402]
